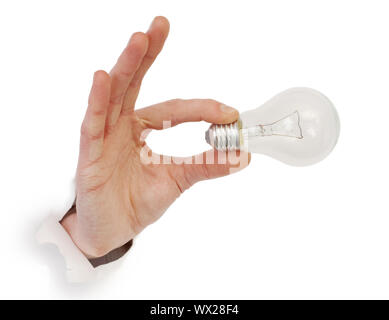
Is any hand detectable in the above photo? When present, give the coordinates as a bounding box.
[61,16,250,258]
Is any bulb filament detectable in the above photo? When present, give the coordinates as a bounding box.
[242,110,303,139]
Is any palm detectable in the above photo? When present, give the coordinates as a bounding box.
[62,17,249,258]
[77,112,180,249]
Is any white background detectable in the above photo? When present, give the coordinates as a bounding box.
[1,0,389,299]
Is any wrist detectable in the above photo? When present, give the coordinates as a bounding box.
[60,212,100,260]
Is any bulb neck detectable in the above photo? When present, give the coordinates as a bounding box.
[205,121,241,151]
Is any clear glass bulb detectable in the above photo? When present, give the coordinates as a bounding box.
[205,88,340,166]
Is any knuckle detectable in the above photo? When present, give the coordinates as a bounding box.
[205,99,220,108]
[109,93,124,105]
[166,98,182,107]
[80,121,104,140]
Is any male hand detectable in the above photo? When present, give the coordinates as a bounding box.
[61,16,250,258]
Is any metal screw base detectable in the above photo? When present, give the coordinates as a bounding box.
[205,121,240,151]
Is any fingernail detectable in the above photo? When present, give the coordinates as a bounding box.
[220,104,237,114]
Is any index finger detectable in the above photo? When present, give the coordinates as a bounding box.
[135,99,239,129]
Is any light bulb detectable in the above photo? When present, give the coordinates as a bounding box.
[205,88,340,166]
